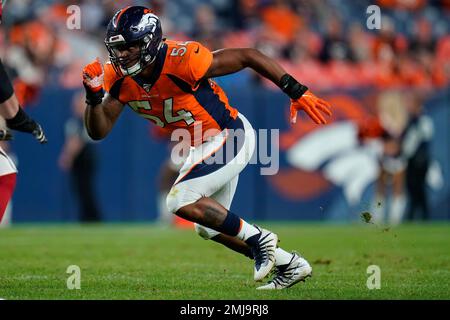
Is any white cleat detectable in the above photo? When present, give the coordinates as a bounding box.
[250,227,278,281]
[256,252,312,290]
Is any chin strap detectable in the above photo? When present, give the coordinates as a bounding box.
[120,61,142,76]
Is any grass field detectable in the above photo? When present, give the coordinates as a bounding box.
[0,222,449,300]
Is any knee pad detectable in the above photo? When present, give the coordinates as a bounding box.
[166,184,203,214]
[166,185,220,240]
[166,188,181,214]
[166,185,191,214]
[194,223,220,240]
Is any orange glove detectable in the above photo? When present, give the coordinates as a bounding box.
[82,58,104,92]
[290,90,332,124]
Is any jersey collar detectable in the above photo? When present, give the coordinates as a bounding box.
[132,42,168,92]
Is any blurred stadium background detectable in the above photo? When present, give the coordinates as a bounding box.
[0,0,449,224]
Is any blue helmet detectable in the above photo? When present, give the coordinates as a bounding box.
[105,6,163,76]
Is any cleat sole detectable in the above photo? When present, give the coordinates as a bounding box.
[287,273,312,288]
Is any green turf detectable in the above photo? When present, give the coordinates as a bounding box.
[0,222,449,300]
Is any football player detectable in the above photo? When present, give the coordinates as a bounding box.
[82,6,332,289]
[0,0,47,222]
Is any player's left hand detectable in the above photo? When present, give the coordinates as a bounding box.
[290,90,332,124]
[0,129,13,141]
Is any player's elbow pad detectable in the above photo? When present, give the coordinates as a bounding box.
[0,59,14,103]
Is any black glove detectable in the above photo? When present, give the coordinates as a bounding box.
[0,129,13,141]
[32,123,47,144]
[5,107,47,144]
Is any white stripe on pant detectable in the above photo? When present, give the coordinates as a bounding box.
[166,113,256,239]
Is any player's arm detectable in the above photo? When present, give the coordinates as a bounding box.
[82,59,125,140]
[204,48,332,124]
[84,93,124,140]
[205,48,286,84]
[0,59,47,143]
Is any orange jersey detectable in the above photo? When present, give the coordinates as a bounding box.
[103,40,238,145]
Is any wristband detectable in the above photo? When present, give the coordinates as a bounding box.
[279,74,308,100]
[83,83,104,106]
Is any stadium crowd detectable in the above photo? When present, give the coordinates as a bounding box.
[0,0,449,103]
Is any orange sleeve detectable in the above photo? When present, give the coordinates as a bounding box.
[187,41,213,86]
[167,41,213,89]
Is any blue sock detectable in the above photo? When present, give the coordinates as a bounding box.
[216,211,241,236]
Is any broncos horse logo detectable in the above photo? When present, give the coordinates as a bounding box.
[270,93,382,206]
[131,13,159,33]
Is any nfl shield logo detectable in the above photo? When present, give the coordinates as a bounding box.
[143,84,152,92]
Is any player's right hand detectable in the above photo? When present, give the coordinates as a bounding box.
[82,58,104,92]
